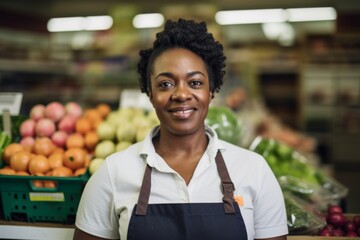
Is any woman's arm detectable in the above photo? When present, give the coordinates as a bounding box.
[73,226,119,240]
[256,235,287,240]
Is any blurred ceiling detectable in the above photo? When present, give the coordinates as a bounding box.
[1,0,360,18]
[0,0,359,46]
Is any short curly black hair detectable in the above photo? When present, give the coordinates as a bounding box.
[137,18,226,98]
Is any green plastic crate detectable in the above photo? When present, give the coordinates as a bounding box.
[0,173,89,224]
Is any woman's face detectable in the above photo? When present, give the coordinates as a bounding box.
[149,48,212,136]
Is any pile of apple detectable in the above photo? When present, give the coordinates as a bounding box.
[20,101,83,149]
[318,204,360,237]
[0,101,110,179]
[90,107,159,174]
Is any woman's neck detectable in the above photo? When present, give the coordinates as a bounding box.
[153,127,208,157]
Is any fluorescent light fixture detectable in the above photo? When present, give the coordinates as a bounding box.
[133,13,164,29]
[215,7,337,25]
[286,7,337,22]
[84,16,113,30]
[47,15,113,32]
[215,9,286,25]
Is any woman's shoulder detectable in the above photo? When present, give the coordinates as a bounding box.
[219,139,265,162]
[105,141,145,168]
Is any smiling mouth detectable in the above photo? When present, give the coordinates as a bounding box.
[168,108,195,119]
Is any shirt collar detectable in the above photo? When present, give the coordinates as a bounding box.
[139,125,225,167]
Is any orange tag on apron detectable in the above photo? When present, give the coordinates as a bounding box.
[234,196,244,206]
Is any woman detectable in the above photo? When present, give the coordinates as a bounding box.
[73,18,288,240]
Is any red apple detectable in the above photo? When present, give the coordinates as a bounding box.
[319,226,333,236]
[45,101,65,122]
[327,213,346,228]
[20,136,35,151]
[65,102,83,119]
[51,131,68,148]
[20,119,36,137]
[343,220,357,233]
[353,215,360,227]
[30,104,45,121]
[327,204,343,215]
[332,228,344,236]
[35,118,56,137]
[58,115,76,133]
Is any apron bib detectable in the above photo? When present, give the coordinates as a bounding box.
[127,150,248,240]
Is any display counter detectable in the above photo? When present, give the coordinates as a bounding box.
[0,220,75,240]
[0,220,356,240]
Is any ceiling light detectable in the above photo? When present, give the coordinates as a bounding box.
[132,13,165,29]
[286,7,337,22]
[84,16,113,31]
[262,22,295,46]
[215,7,337,25]
[47,16,113,32]
[215,9,286,25]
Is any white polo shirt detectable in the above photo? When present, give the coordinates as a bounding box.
[75,126,288,239]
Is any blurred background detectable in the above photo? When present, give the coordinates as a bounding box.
[0,0,360,214]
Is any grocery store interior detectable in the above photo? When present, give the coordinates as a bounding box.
[1,0,360,238]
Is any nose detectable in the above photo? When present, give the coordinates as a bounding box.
[171,83,192,101]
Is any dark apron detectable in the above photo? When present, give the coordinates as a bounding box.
[127,151,248,240]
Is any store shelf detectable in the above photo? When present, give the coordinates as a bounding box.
[300,34,360,166]
[0,59,75,75]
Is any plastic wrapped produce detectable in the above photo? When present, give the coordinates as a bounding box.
[284,192,325,235]
[249,136,348,211]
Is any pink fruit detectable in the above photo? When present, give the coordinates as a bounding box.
[20,119,36,137]
[319,227,333,236]
[332,228,344,236]
[58,115,76,133]
[327,213,346,228]
[45,102,65,122]
[343,220,357,233]
[20,136,35,150]
[51,131,68,148]
[345,231,358,237]
[328,204,343,215]
[35,118,56,137]
[30,104,45,121]
[353,215,360,227]
[65,102,83,119]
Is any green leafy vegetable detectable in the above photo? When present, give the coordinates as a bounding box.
[205,106,241,145]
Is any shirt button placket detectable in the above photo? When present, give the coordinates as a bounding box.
[175,176,189,202]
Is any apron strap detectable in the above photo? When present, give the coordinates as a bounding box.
[135,164,152,215]
[215,150,236,214]
[135,150,236,215]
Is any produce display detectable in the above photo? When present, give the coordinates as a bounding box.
[90,107,159,174]
[249,136,350,235]
[318,204,360,237]
[0,101,110,182]
[250,137,348,210]
[0,99,355,237]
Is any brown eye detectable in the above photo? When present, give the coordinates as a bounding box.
[190,80,202,87]
[159,81,173,88]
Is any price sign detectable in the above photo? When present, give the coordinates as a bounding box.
[0,92,23,115]
[0,92,23,137]
[120,89,153,110]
